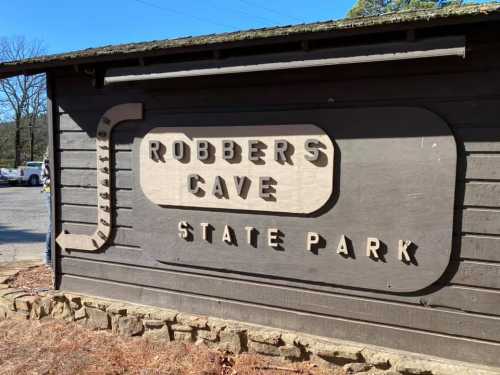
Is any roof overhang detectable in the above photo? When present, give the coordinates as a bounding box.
[104,36,465,84]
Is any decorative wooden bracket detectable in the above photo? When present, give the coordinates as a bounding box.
[56,103,143,251]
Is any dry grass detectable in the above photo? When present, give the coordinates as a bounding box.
[8,265,53,293]
[0,319,343,375]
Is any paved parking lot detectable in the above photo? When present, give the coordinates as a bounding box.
[0,184,47,262]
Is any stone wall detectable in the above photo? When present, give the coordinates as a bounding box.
[0,285,498,375]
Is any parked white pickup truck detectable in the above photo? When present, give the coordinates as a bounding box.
[0,161,43,186]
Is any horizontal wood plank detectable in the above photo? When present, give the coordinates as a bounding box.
[59,170,132,189]
[464,182,500,207]
[461,235,500,262]
[465,155,500,180]
[462,208,500,235]
[60,205,133,227]
[59,131,133,151]
[59,150,132,170]
[427,285,500,316]
[451,261,500,289]
[60,187,132,208]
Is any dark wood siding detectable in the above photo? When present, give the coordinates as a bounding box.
[53,31,500,367]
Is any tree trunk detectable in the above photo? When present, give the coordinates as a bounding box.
[14,117,21,168]
[29,122,34,161]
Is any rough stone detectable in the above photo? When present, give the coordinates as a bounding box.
[0,284,9,289]
[344,362,373,373]
[82,297,111,311]
[111,314,121,333]
[207,317,228,332]
[126,306,154,319]
[64,294,82,310]
[173,331,193,342]
[74,307,87,321]
[30,297,53,320]
[117,316,143,336]
[197,329,218,342]
[0,305,9,319]
[15,296,39,312]
[362,349,396,369]
[51,301,73,321]
[249,341,282,357]
[248,329,282,345]
[0,297,15,311]
[144,325,172,342]
[279,345,302,360]
[85,307,109,330]
[177,313,208,329]
[149,308,177,322]
[315,343,362,363]
[0,288,22,297]
[170,324,193,332]
[107,303,128,316]
[219,330,243,354]
[394,360,433,375]
[281,333,300,346]
[2,291,28,301]
[143,319,165,329]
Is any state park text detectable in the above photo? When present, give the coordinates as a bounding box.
[177,221,416,263]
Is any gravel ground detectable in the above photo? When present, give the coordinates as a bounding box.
[0,185,48,263]
[8,265,53,293]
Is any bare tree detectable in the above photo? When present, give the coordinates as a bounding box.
[0,36,46,167]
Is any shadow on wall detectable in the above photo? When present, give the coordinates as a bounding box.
[0,224,46,244]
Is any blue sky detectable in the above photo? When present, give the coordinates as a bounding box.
[0,0,491,55]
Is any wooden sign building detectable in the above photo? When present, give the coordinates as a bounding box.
[1,4,500,368]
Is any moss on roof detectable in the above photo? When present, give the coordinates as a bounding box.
[1,3,500,72]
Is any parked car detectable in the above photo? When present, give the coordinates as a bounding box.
[0,168,7,182]
[2,161,43,186]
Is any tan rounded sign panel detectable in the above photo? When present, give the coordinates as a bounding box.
[139,125,334,214]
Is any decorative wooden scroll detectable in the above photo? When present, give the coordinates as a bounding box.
[56,103,143,251]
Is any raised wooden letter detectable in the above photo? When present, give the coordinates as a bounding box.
[149,140,161,161]
[366,237,380,259]
[307,232,320,251]
[200,223,210,241]
[197,140,209,161]
[213,176,225,198]
[259,177,273,199]
[248,140,260,161]
[222,225,235,244]
[268,228,279,248]
[222,140,235,160]
[337,235,349,255]
[274,140,288,162]
[305,139,320,162]
[172,140,185,160]
[234,176,247,197]
[245,226,255,245]
[398,240,413,262]
[188,174,201,195]
[178,221,190,240]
